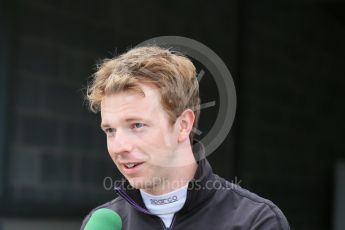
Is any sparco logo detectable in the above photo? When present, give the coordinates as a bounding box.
[150,196,178,205]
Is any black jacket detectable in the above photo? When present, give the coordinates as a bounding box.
[81,158,290,230]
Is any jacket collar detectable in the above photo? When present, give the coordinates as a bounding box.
[114,141,216,214]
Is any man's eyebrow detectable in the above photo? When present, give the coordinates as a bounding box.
[100,123,110,129]
[124,117,145,122]
[100,117,145,129]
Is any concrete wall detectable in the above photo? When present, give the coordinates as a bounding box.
[238,1,345,229]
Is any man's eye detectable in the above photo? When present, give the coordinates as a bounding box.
[105,128,115,133]
[133,123,144,129]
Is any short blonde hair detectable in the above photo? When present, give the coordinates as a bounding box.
[86,46,200,142]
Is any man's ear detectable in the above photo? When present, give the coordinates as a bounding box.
[177,109,195,143]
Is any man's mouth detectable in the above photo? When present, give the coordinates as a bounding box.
[124,162,143,169]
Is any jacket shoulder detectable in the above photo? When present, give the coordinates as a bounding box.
[217,175,290,230]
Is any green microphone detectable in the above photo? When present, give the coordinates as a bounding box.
[84,208,122,230]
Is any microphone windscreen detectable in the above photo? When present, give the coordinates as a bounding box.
[84,208,122,230]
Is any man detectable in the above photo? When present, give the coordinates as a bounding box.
[81,46,290,229]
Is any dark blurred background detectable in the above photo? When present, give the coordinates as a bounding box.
[1,0,345,229]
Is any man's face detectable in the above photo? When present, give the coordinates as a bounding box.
[100,84,181,190]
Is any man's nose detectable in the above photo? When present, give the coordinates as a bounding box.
[108,129,133,155]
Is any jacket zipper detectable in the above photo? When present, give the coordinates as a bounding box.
[158,214,177,230]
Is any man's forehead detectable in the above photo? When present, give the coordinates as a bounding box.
[101,90,159,111]
[101,96,152,116]
[100,87,164,125]
[100,103,152,126]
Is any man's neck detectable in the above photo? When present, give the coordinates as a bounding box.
[143,141,198,195]
[143,162,198,195]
